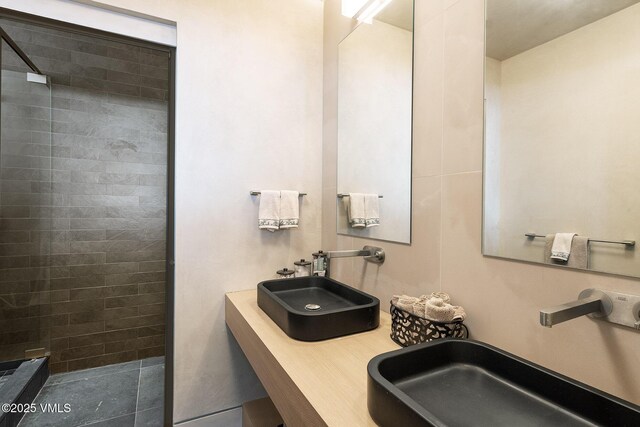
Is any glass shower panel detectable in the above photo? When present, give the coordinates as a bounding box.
[0,38,52,363]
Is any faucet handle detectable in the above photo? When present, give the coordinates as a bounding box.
[363,245,385,264]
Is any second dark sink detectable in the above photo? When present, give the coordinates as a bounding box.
[368,339,640,427]
[257,276,380,341]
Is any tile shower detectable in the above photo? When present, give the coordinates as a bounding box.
[0,15,169,427]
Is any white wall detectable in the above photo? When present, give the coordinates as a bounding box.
[486,3,640,276]
[2,0,324,424]
[336,19,412,243]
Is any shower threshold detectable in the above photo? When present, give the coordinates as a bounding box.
[0,358,49,427]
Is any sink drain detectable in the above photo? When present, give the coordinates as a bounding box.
[305,303,321,311]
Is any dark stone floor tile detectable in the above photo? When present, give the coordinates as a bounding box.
[19,368,139,427]
[46,360,140,386]
[140,357,164,368]
[81,413,135,427]
[136,364,163,412]
[134,408,163,427]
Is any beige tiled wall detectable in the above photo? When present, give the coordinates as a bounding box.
[323,0,640,404]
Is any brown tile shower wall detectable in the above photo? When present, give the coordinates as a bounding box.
[0,20,168,373]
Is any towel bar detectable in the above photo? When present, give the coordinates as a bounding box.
[250,191,306,197]
[337,194,383,198]
[524,233,635,247]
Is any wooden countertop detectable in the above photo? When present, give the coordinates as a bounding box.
[225,289,400,427]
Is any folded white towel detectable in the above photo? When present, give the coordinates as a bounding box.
[347,193,366,228]
[551,233,576,261]
[364,193,380,228]
[279,190,299,229]
[258,190,280,232]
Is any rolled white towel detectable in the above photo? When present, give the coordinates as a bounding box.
[452,305,466,322]
[429,292,451,303]
[424,297,456,322]
[394,293,466,323]
[392,294,419,314]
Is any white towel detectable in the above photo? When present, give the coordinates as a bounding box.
[551,233,576,261]
[279,190,299,229]
[258,190,280,232]
[347,193,366,228]
[364,193,380,228]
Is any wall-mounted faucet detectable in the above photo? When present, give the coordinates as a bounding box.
[539,290,612,327]
[540,288,640,330]
[313,246,384,278]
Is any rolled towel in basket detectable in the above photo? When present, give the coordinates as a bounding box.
[393,293,466,323]
[424,297,456,322]
[452,305,466,322]
[413,299,426,318]
[393,295,420,314]
[429,291,450,303]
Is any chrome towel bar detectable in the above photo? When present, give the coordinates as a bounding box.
[337,194,383,198]
[525,233,635,247]
[250,191,306,196]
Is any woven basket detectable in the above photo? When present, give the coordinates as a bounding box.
[390,302,468,347]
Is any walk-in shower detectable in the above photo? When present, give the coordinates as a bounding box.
[0,14,171,427]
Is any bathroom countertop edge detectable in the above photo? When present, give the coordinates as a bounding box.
[225,289,399,426]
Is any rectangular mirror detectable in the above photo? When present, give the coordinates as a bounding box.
[483,0,640,277]
[336,0,414,244]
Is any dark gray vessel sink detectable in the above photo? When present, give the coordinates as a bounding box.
[368,339,640,427]
[257,276,379,341]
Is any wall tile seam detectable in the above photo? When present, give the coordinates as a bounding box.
[412,171,446,179]
[23,48,169,70]
[16,55,169,78]
[437,2,446,293]
[441,170,482,177]
[4,55,170,85]
[49,97,168,114]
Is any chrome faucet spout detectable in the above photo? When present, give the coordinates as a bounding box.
[539,290,612,327]
[326,249,372,258]
[321,245,384,278]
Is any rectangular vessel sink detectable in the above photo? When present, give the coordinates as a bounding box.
[257,276,379,341]
[368,339,640,426]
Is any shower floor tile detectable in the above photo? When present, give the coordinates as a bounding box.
[18,357,164,427]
